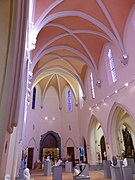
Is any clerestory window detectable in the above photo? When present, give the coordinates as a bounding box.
[67,89,72,111]
[107,49,117,83]
[90,72,95,99]
[32,87,36,109]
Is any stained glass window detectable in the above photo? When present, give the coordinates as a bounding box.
[67,89,72,111]
[32,87,36,109]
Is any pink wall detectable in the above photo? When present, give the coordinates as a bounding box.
[78,5,135,164]
[23,5,135,167]
[23,85,80,167]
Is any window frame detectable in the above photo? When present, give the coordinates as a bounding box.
[32,87,36,109]
[67,89,72,112]
[107,48,117,83]
[90,72,95,99]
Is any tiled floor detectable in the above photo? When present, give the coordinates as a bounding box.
[31,169,111,180]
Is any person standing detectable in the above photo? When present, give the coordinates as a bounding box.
[79,147,84,163]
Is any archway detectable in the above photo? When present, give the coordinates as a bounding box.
[100,136,106,161]
[39,131,61,163]
[88,115,106,165]
[64,137,77,167]
[27,137,38,169]
[108,103,135,159]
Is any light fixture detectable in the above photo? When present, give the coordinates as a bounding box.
[96,80,102,88]
[121,54,128,65]
[28,80,31,84]
[52,117,55,120]
[89,78,135,114]
[124,83,128,87]
[45,117,48,120]
[123,54,128,60]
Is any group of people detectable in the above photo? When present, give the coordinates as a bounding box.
[44,151,55,163]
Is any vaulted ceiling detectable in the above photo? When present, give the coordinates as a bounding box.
[29,0,134,108]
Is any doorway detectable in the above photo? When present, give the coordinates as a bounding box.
[100,136,106,161]
[83,138,88,163]
[67,147,75,167]
[27,148,34,169]
[39,131,61,163]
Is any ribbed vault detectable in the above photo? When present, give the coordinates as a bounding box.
[28,0,134,109]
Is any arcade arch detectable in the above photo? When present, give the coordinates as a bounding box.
[107,103,135,160]
[88,115,106,165]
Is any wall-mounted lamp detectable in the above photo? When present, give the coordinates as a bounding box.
[121,54,128,65]
[96,79,102,88]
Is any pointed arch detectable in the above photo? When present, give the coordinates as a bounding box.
[107,102,135,156]
[31,65,85,105]
[47,22,111,41]
[64,137,77,148]
[39,131,61,160]
[96,0,125,54]
[33,53,84,78]
[87,114,105,165]
[30,45,96,74]
[46,23,97,68]
[34,0,64,28]
[35,11,117,44]
[27,137,38,149]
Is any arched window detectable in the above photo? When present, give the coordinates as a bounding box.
[107,49,117,83]
[32,87,36,109]
[67,89,72,111]
[90,72,95,99]
[79,85,83,109]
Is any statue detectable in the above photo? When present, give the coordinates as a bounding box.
[112,156,117,166]
[23,168,30,180]
[23,150,28,169]
[123,158,128,167]
[103,151,107,160]
[54,159,62,166]
[79,147,84,162]
[122,127,134,157]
